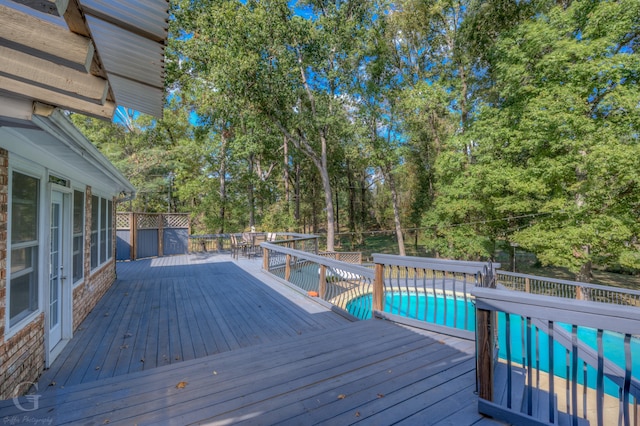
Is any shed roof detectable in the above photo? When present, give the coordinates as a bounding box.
[0,0,169,119]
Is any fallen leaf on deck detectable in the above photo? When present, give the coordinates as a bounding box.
[377,393,384,398]
[337,394,346,400]
[176,381,188,389]
[49,382,56,387]
[140,358,145,363]
[95,366,100,370]
[213,371,217,375]
[120,344,129,349]
[103,419,110,424]
[438,340,445,344]
[355,412,360,417]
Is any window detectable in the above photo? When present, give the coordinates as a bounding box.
[10,172,39,326]
[107,200,113,257]
[99,198,107,264]
[72,190,84,283]
[90,195,99,269]
[90,194,113,270]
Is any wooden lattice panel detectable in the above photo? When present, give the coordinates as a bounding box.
[163,214,190,229]
[137,214,160,229]
[116,213,130,229]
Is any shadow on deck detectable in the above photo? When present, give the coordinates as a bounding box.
[0,254,503,425]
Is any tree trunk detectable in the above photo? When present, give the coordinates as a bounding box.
[383,164,406,256]
[218,132,228,234]
[283,136,290,208]
[576,260,593,283]
[294,162,300,223]
[248,153,255,228]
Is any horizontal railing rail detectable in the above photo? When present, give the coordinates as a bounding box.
[261,241,375,318]
[371,254,497,340]
[473,286,640,426]
[497,270,640,306]
[188,234,230,252]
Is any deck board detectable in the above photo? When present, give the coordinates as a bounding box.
[2,254,504,425]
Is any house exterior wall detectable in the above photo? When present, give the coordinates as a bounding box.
[0,149,118,400]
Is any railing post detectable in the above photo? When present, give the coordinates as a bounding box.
[314,237,319,254]
[476,306,495,402]
[263,247,269,271]
[285,253,292,281]
[158,214,164,257]
[131,212,137,261]
[319,265,326,299]
[372,263,384,312]
[525,277,530,293]
[576,286,583,300]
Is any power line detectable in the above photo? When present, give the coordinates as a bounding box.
[326,210,562,236]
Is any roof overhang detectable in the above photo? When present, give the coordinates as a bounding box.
[0,103,135,197]
[0,0,168,119]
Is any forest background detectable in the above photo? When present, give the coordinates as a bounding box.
[72,0,640,284]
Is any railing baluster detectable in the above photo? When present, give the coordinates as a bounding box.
[527,317,533,416]
[597,328,604,426]
[413,268,419,320]
[624,334,632,426]
[432,272,437,324]
[442,270,447,327]
[463,273,469,330]
[572,325,579,426]
[506,312,513,409]
[549,321,555,424]
[422,269,428,323]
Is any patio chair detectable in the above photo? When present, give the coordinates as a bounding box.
[230,234,249,259]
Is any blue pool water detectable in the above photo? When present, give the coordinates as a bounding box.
[346,293,640,397]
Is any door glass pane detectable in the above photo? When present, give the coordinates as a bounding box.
[50,202,60,328]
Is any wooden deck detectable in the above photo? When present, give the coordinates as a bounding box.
[0,253,504,425]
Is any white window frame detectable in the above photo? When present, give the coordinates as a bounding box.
[5,160,45,339]
[72,187,85,287]
[90,193,113,272]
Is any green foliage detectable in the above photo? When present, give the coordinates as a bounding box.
[425,0,640,277]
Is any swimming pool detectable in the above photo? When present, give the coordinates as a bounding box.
[346,292,640,397]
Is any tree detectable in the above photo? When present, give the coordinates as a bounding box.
[444,1,640,279]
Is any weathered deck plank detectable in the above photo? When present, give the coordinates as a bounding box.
[36,255,351,392]
[0,254,504,425]
[5,320,500,425]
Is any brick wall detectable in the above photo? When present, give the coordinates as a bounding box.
[72,261,116,329]
[0,314,44,399]
[0,176,118,399]
[0,149,46,400]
